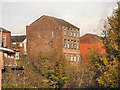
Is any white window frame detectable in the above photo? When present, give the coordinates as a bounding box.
[3,34,6,47]
[74,40,76,49]
[68,39,70,48]
[74,54,76,62]
[74,29,76,37]
[78,55,80,62]
[64,27,66,36]
[77,41,80,49]
[64,39,66,48]
[71,40,73,49]
[71,53,73,61]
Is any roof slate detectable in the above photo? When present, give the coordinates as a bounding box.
[11,35,26,42]
[30,15,79,29]
[0,27,11,33]
[86,33,104,42]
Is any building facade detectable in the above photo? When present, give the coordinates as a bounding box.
[80,33,106,59]
[26,15,80,63]
[0,27,11,48]
[11,35,27,57]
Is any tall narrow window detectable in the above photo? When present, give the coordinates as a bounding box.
[74,40,76,49]
[68,53,70,61]
[77,30,80,37]
[3,34,6,47]
[71,29,73,37]
[68,39,70,48]
[74,54,76,62]
[68,28,70,36]
[74,29,76,37]
[71,53,73,61]
[77,55,80,62]
[64,27,66,36]
[64,39,66,48]
[77,40,80,49]
[71,40,73,49]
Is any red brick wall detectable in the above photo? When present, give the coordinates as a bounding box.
[2,32,11,48]
[80,35,105,59]
[26,16,63,60]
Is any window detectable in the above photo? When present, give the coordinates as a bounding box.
[74,54,76,62]
[68,40,70,48]
[68,28,70,36]
[77,30,80,37]
[3,34,6,47]
[20,43,22,47]
[74,40,76,49]
[64,39,66,48]
[78,55,80,62]
[71,29,73,37]
[74,29,76,37]
[68,53,70,61]
[64,27,66,36]
[77,41,80,49]
[71,53,73,61]
[71,40,73,49]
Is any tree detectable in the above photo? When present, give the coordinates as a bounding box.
[88,2,120,88]
[36,52,68,88]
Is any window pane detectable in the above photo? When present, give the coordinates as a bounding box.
[64,39,66,48]
[71,40,73,49]
[64,27,66,36]
[68,40,70,48]
[74,29,76,37]
[77,30,80,37]
[3,34,6,47]
[74,54,76,62]
[71,53,73,61]
[74,40,76,49]
[77,41,80,49]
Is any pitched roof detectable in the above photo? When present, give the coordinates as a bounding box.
[30,15,79,29]
[82,33,104,42]
[11,35,26,42]
[0,27,11,33]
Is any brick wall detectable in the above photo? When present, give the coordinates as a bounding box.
[26,16,63,60]
[80,35,105,59]
[2,32,11,48]
[26,16,80,64]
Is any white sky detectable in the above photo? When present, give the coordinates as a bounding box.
[0,0,118,36]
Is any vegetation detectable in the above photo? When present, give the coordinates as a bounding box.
[2,1,119,89]
[88,2,120,88]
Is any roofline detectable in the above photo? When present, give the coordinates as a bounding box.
[80,33,103,42]
[27,15,79,29]
[0,27,11,33]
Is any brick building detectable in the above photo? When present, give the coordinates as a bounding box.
[80,33,106,59]
[11,35,27,57]
[0,27,11,48]
[26,15,80,63]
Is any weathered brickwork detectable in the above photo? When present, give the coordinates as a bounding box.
[26,15,80,63]
[80,34,106,59]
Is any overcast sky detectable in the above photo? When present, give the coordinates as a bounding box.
[0,0,118,36]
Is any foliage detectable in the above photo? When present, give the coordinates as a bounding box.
[88,2,120,88]
[2,57,47,88]
[35,52,68,88]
